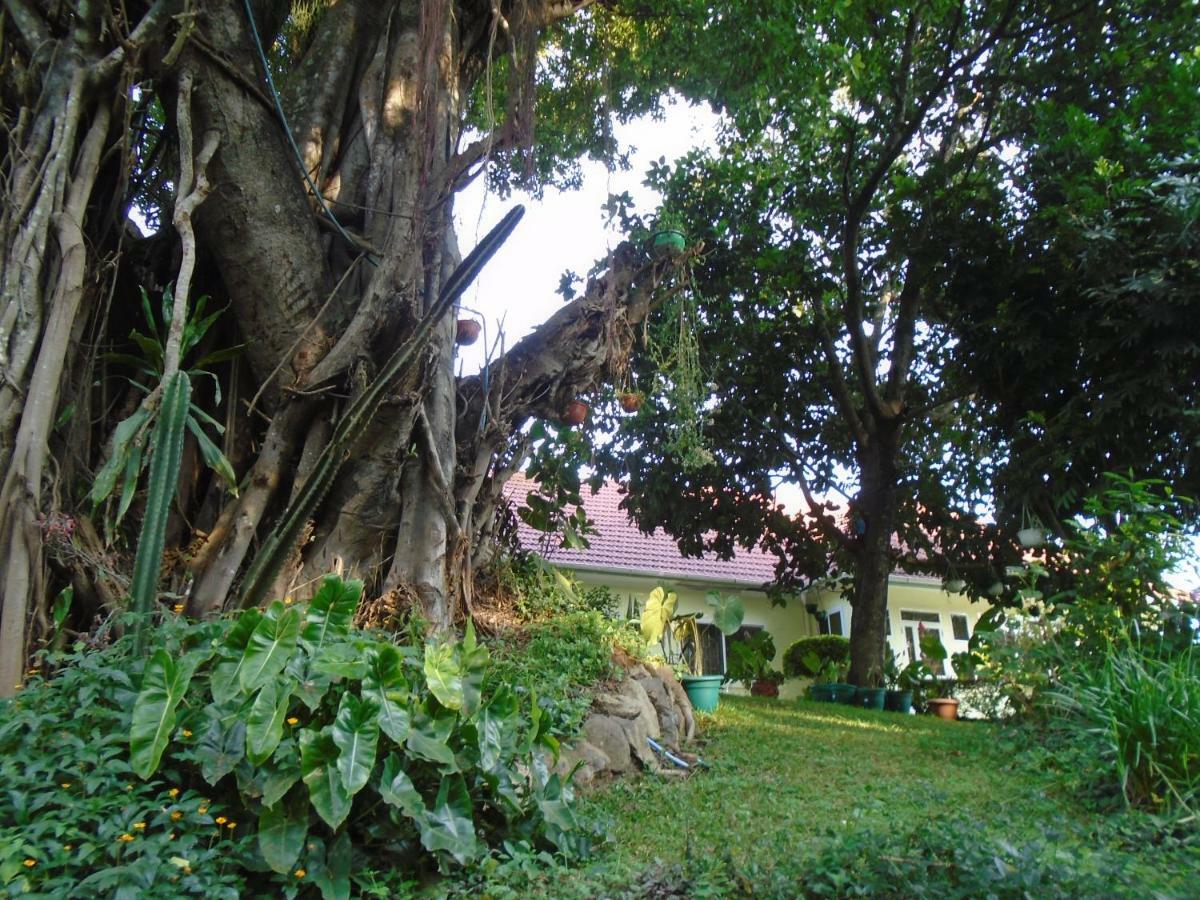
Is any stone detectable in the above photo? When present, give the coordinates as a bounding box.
[555,740,611,787]
[582,714,631,774]
[592,688,643,720]
[624,677,662,741]
[636,675,681,749]
[617,705,660,772]
[652,663,696,742]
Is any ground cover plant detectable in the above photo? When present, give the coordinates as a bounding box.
[0,576,600,897]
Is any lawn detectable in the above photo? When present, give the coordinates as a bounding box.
[458,695,1199,898]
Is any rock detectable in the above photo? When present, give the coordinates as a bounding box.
[556,740,611,787]
[624,677,662,741]
[592,688,643,720]
[583,715,632,774]
[636,675,681,749]
[617,705,660,772]
[652,663,696,742]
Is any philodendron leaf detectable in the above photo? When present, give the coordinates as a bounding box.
[246,678,295,766]
[300,727,352,829]
[378,753,424,820]
[407,703,458,771]
[130,647,206,778]
[476,687,518,773]
[331,692,380,796]
[211,608,263,705]
[257,786,308,874]
[640,586,677,644]
[417,775,477,865]
[423,640,463,710]
[198,702,249,785]
[261,739,302,808]
[362,645,411,742]
[706,590,745,636]
[459,621,489,718]
[302,576,362,653]
[239,601,303,695]
[310,830,352,900]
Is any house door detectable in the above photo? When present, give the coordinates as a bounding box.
[901,612,946,675]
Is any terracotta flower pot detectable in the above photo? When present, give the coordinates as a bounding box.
[750,679,780,698]
[927,698,960,721]
[619,392,642,413]
[455,318,482,345]
[562,400,589,427]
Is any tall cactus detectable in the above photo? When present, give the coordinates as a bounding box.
[130,371,191,645]
[237,205,526,608]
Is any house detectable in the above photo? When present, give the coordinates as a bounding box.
[507,475,991,697]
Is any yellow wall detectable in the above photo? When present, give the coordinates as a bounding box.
[568,567,996,696]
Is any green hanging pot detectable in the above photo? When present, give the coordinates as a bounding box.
[650,229,686,259]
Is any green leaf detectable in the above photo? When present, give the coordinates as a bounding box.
[331,692,380,796]
[261,740,302,808]
[302,576,362,653]
[246,679,294,766]
[300,727,352,830]
[309,642,369,680]
[310,831,351,900]
[706,590,746,636]
[417,775,476,865]
[423,640,463,710]
[198,703,248,785]
[459,621,489,718]
[186,417,239,494]
[129,648,204,778]
[239,601,303,694]
[257,787,308,874]
[407,703,458,770]
[476,687,518,773]
[640,586,677,644]
[210,608,263,705]
[362,645,411,742]
[378,753,424,819]
[89,407,151,509]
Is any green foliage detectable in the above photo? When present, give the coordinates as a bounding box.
[1051,640,1200,818]
[492,555,616,622]
[638,586,744,676]
[0,575,597,897]
[783,636,850,679]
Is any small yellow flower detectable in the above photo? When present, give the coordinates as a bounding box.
[168,832,176,840]
[125,784,133,791]
[284,597,295,605]
[226,821,236,829]
[198,806,208,815]
[26,668,38,676]
[62,845,73,852]
[171,811,183,821]
[181,729,193,738]
[60,782,71,789]
[172,604,184,614]
[132,822,146,830]
[215,816,227,825]
[23,859,35,868]
[294,869,306,878]
[287,716,299,726]
[118,833,135,843]
[168,788,180,798]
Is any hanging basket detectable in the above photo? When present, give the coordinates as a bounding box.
[456,319,482,346]
[1017,527,1045,548]
[618,392,643,413]
[944,578,967,594]
[562,399,589,427]
[649,229,686,259]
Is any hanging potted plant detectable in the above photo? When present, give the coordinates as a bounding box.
[648,211,687,259]
[455,318,482,346]
[1016,504,1046,548]
[562,399,589,427]
[640,586,745,713]
[618,390,643,413]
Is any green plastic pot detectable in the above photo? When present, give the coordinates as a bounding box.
[809,683,835,702]
[681,675,724,713]
[884,689,913,713]
[855,687,886,710]
[650,229,686,258]
[828,683,858,704]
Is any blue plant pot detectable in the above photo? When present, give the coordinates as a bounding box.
[681,675,723,713]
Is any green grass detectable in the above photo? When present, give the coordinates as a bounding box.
[454,696,1200,898]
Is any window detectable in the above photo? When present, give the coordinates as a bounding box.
[901,610,941,623]
[827,610,844,637]
[682,623,726,676]
[951,614,970,641]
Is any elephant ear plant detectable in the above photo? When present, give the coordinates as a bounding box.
[640,587,745,676]
[129,575,591,892]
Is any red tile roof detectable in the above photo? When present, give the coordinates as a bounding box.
[505,474,781,588]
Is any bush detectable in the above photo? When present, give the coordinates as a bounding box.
[0,577,597,897]
[492,555,617,621]
[1051,640,1200,815]
[783,635,850,678]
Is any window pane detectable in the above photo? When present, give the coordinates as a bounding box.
[952,614,969,641]
[829,611,843,637]
[900,610,940,623]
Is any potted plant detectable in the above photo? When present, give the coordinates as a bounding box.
[1017,505,1046,548]
[918,629,959,720]
[883,649,922,713]
[455,318,482,345]
[725,631,783,698]
[649,212,687,259]
[562,399,589,427]
[618,390,643,413]
[783,635,852,703]
[640,586,745,713]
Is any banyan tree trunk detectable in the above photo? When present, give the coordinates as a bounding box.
[0,0,674,696]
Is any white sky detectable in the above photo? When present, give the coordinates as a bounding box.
[451,101,718,376]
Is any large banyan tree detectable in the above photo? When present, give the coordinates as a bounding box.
[0,0,684,693]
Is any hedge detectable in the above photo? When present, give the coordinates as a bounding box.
[783,635,850,677]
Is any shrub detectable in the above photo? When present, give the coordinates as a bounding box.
[783,635,850,678]
[491,555,617,621]
[1051,640,1200,815]
[0,577,597,897]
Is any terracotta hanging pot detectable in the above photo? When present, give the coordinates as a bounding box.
[562,399,589,426]
[456,318,482,346]
[618,392,642,413]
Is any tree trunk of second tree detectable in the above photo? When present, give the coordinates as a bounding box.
[847,440,899,687]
